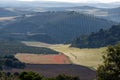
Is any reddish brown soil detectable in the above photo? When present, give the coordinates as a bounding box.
[4,64,96,80]
[15,53,71,64]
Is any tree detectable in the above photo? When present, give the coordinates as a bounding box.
[56,74,79,80]
[97,43,120,80]
[19,71,43,80]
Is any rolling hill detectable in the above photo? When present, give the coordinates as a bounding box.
[0,11,115,43]
[0,40,59,56]
[65,6,120,22]
[0,8,19,17]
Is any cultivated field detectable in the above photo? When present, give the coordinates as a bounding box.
[22,41,52,47]
[15,53,71,64]
[4,64,96,80]
[50,45,106,70]
[21,41,107,69]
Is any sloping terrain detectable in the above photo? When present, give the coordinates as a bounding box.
[22,41,106,69]
[15,53,71,64]
[0,40,59,56]
[101,7,120,22]
[4,64,96,80]
[0,8,19,17]
[76,7,120,22]
[0,11,115,43]
[71,25,120,48]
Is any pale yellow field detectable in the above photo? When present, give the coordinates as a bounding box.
[21,41,107,69]
[22,41,52,47]
[0,16,16,21]
[50,44,106,70]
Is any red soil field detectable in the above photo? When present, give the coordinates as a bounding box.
[15,53,71,64]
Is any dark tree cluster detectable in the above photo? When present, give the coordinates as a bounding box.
[0,40,59,56]
[0,55,25,69]
[97,43,120,80]
[19,71,79,80]
[0,71,80,80]
[71,25,120,48]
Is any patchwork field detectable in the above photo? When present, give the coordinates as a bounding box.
[22,41,107,69]
[15,53,71,64]
[50,45,106,70]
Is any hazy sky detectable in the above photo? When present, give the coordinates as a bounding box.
[18,0,120,3]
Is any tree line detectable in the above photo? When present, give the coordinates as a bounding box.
[0,71,79,80]
[71,25,120,48]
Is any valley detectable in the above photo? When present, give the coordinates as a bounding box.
[0,1,120,80]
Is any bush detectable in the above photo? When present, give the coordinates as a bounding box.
[97,43,120,80]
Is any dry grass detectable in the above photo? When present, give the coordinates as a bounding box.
[50,44,106,69]
[22,41,52,47]
[21,41,107,69]
[0,16,16,21]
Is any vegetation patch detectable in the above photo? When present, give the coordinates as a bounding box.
[71,25,120,48]
[97,43,120,80]
[0,55,25,70]
[0,40,59,56]
[0,71,80,80]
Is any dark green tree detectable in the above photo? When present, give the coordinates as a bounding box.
[97,43,120,80]
[56,74,79,80]
[19,71,43,80]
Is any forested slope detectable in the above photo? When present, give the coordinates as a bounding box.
[0,11,115,43]
[71,25,120,48]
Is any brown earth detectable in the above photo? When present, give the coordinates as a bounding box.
[4,64,96,80]
[15,53,71,64]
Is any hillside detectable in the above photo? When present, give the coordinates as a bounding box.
[0,33,56,44]
[0,40,59,56]
[65,6,120,22]
[105,7,120,22]
[22,41,106,69]
[0,8,19,17]
[71,25,120,48]
[0,11,115,43]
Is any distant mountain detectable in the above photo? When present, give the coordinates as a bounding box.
[71,25,120,48]
[0,1,79,7]
[66,6,120,22]
[0,7,34,17]
[0,11,115,43]
[43,6,98,11]
[43,6,120,22]
[1,1,120,22]
[0,8,19,17]
[0,1,120,8]
[104,7,120,22]
[0,33,57,44]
